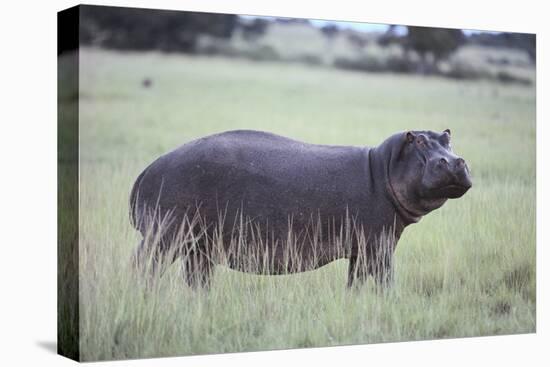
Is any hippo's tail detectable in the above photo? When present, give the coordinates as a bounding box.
[129,168,148,230]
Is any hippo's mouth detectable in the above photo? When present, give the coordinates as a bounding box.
[443,183,471,199]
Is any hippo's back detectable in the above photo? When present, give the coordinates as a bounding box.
[130,130,369,234]
[165,130,362,179]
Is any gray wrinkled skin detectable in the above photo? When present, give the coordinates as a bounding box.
[130,129,472,289]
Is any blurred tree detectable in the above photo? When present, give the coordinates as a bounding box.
[320,24,339,64]
[79,5,237,52]
[514,33,535,63]
[468,32,535,63]
[275,18,310,25]
[377,25,401,47]
[241,18,269,42]
[348,33,369,50]
[405,26,466,73]
[320,24,339,39]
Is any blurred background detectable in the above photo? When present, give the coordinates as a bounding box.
[70,6,536,86]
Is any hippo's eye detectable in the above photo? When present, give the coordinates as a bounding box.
[416,136,428,148]
[439,158,447,165]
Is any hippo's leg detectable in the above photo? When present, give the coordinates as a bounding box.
[132,232,181,284]
[369,261,394,289]
[347,255,369,288]
[368,247,395,289]
[132,238,160,275]
[182,247,214,290]
[348,242,395,289]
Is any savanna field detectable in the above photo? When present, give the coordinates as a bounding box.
[60,47,535,361]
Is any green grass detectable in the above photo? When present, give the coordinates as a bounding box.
[70,48,535,361]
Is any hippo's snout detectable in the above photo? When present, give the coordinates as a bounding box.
[454,157,472,188]
[446,157,472,198]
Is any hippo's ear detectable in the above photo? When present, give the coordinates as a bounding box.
[442,129,451,144]
[398,131,416,160]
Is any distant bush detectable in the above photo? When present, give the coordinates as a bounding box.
[443,59,488,80]
[333,56,385,72]
[486,56,511,66]
[196,36,281,62]
[442,58,532,86]
[334,54,418,74]
[333,50,532,86]
[240,45,281,62]
[495,71,532,85]
[290,54,324,66]
[195,36,239,57]
[468,32,535,63]
[385,55,417,73]
[79,5,236,52]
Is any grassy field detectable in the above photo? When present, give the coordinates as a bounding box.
[70,48,535,361]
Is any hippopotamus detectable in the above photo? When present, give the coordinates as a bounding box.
[130,129,471,289]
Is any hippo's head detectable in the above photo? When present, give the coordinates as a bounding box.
[385,129,472,220]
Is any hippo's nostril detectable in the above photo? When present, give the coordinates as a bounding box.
[456,158,465,168]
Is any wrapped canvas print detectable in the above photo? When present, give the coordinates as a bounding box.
[57,4,536,362]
